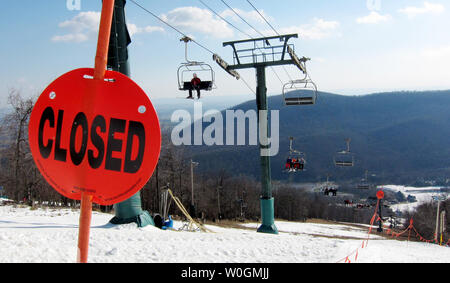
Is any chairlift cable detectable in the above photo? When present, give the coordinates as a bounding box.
[220,0,265,38]
[240,76,256,95]
[270,67,284,86]
[198,0,272,90]
[216,0,285,86]
[129,0,215,55]
[197,0,277,92]
[246,0,279,36]
[245,0,294,82]
[129,0,256,95]
[198,0,266,61]
[199,0,253,39]
[199,0,282,86]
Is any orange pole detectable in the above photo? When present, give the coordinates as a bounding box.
[94,0,115,80]
[77,194,93,263]
[77,0,115,263]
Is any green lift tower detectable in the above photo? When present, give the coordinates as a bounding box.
[107,0,154,227]
[221,34,313,234]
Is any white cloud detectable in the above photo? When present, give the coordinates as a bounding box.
[52,11,163,43]
[161,7,234,39]
[58,11,100,33]
[52,11,100,42]
[356,11,392,24]
[277,18,340,40]
[127,24,164,37]
[52,33,89,43]
[399,1,445,18]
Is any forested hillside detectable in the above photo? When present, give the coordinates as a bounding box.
[184,90,450,184]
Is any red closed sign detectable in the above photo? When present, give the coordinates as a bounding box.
[29,68,161,205]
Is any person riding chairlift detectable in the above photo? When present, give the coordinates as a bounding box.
[291,158,298,172]
[285,158,292,170]
[293,157,305,171]
[299,157,305,170]
[187,73,202,99]
[293,160,300,170]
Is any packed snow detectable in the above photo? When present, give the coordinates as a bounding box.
[0,201,449,263]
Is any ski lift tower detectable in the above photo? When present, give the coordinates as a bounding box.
[221,34,313,234]
[107,0,154,228]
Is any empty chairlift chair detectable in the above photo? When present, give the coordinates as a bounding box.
[357,170,371,190]
[357,181,370,190]
[334,152,354,167]
[334,138,354,167]
[283,46,318,106]
[283,79,318,106]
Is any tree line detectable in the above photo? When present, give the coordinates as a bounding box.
[403,200,449,242]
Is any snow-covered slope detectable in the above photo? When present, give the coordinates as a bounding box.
[382,185,448,213]
[0,205,448,263]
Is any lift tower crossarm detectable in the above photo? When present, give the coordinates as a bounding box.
[213,54,241,80]
[223,34,301,70]
[287,45,310,74]
[225,60,296,70]
[222,33,298,46]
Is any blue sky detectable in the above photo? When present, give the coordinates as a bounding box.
[1,0,450,107]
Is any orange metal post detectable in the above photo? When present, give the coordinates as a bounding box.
[77,0,115,263]
[77,194,94,263]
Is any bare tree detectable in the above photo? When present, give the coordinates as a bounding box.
[0,89,37,203]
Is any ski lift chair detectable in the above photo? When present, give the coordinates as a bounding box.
[334,139,354,167]
[177,62,215,91]
[284,137,306,172]
[334,151,354,167]
[357,170,370,189]
[285,154,306,173]
[177,36,216,93]
[357,182,370,190]
[331,188,338,197]
[283,78,318,106]
[283,47,317,106]
[324,186,337,197]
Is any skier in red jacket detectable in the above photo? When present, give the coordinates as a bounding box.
[187,73,202,99]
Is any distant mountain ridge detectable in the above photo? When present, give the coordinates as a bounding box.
[182,90,450,184]
[152,95,251,122]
